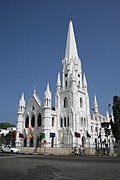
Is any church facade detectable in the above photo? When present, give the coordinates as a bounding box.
[15,19,112,149]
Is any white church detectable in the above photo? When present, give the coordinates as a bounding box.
[15,19,112,149]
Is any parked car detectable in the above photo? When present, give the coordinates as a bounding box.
[2,144,20,153]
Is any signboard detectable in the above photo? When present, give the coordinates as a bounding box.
[75,132,80,138]
[50,132,55,138]
[40,133,45,139]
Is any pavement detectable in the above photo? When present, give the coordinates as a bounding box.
[0,153,120,180]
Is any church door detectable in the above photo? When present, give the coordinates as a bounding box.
[82,136,86,148]
[37,137,39,147]
[51,138,54,148]
[24,137,27,147]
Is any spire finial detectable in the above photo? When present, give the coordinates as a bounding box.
[93,94,98,113]
[57,72,61,87]
[69,16,72,21]
[19,91,25,107]
[46,82,50,92]
[34,86,36,95]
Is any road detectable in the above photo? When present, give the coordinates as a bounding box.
[0,153,120,180]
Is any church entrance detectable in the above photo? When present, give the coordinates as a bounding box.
[82,136,86,148]
[36,137,39,147]
[51,138,54,148]
[24,137,27,147]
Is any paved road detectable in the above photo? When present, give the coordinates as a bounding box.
[0,153,120,180]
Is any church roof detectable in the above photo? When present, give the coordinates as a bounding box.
[33,89,41,106]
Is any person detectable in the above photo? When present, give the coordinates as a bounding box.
[79,145,83,156]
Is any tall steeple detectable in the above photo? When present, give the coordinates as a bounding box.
[83,73,87,88]
[16,92,25,147]
[65,18,78,59]
[44,82,51,107]
[18,92,25,112]
[56,72,61,91]
[93,94,99,113]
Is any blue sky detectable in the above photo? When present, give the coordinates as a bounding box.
[0,0,120,124]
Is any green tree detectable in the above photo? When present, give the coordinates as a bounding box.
[112,96,120,142]
[0,122,15,129]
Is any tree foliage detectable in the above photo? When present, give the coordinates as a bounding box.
[0,122,15,129]
[112,96,120,142]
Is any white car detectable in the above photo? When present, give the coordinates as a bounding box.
[2,144,20,153]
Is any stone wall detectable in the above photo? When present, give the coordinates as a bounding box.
[19,147,72,155]
[18,147,119,156]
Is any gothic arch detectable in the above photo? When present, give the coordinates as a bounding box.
[37,113,42,127]
[67,116,69,127]
[36,136,40,147]
[31,114,35,127]
[60,117,63,127]
[80,97,83,108]
[25,116,29,128]
[82,136,86,148]
[52,117,54,127]
[64,97,68,108]
[24,137,27,147]
[64,117,66,127]
[84,118,86,127]
[81,117,83,127]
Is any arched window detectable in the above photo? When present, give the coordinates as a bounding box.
[64,97,68,108]
[81,117,83,127]
[47,98,49,106]
[95,127,98,133]
[52,117,54,127]
[84,118,86,127]
[32,106,35,111]
[80,98,83,108]
[65,81,67,88]
[37,113,42,127]
[67,116,69,127]
[24,137,27,147]
[31,114,35,127]
[64,117,66,127]
[25,116,29,128]
[65,73,68,77]
[78,81,80,88]
[60,118,63,127]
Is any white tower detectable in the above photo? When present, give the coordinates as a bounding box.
[56,18,91,148]
[43,82,52,147]
[16,92,25,147]
[93,94,99,114]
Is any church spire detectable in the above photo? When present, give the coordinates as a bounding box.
[46,82,50,92]
[83,73,87,88]
[56,72,61,90]
[19,92,25,107]
[33,86,36,95]
[93,94,99,113]
[18,92,25,113]
[65,18,78,59]
[44,82,51,107]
